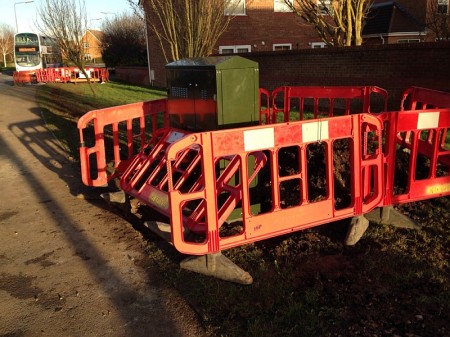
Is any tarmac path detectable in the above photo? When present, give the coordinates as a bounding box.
[0,73,207,337]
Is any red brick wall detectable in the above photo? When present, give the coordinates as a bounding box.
[243,41,450,109]
[115,66,150,86]
[147,32,168,87]
[121,42,449,110]
[216,1,319,53]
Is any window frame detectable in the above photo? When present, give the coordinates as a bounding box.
[273,43,293,51]
[219,45,252,54]
[438,0,449,14]
[311,42,326,48]
[397,39,421,44]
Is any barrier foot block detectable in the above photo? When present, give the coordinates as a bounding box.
[180,253,253,285]
[144,221,173,243]
[100,191,127,204]
[365,206,420,229]
[345,215,369,246]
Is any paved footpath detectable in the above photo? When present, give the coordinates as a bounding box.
[0,73,206,337]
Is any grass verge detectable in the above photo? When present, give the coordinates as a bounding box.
[36,80,166,159]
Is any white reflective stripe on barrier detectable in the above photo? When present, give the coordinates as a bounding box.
[417,112,439,129]
[244,128,274,151]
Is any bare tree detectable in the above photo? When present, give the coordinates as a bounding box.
[427,0,450,41]
[0,24,14,67]
[100,13,147,67]
[285,0,373,46]
[129,0,243,63]
[36,0,95,94]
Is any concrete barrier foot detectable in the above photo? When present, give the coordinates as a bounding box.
[180,253,253,285]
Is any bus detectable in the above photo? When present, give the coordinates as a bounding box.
[14,32,62,72]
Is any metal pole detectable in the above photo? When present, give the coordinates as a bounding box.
[14,3,18,33]
[14,0,34,33]
[144,15,153,86]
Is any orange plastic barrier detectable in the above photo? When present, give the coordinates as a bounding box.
[387,108,450,204]
[157,113,384,255]
[35,67,109,84]
[77,99,168,187]
[266,86,388,123]
[380,87,450,206]
[13,71,35,85]
[77,86,450,256]
[401,86,450,110]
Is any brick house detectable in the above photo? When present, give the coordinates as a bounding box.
[141,0,441,86]
[362,0,450,44]
[363,1,427,44]
[81,29,104,64]
[215,0,324,54]
[143,0,331,86]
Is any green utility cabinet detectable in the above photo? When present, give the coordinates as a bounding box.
[165,56,259,131]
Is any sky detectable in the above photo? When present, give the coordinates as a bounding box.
[0,0,133,33]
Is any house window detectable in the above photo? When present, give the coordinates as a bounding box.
[273,43,292,51]
[438,0,449,14]
[84,54,91,60]
[225,0,246,15]
[83,42,89,48]
[319,0,332,15]
[311,42,326,48]
[219,45,251,54]
[397,39,421,43]
[274,0,293,12]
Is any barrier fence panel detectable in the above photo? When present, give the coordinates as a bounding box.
[379,87,450,206]
[77,99,168,187]
[382,107,450,206]
[401,86,450,110]
[267,86,388,123]
[154,113,384,255]
[13,71,35,85]
[259,88,270,124]
[34,67,109,84]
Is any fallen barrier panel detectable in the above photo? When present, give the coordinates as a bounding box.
[77,99,168,187]
[270,86,388,123]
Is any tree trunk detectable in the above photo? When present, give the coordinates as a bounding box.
[346,0,352,46]
[354,0,363,46]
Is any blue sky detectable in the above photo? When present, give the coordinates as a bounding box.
[1,0,133,33]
